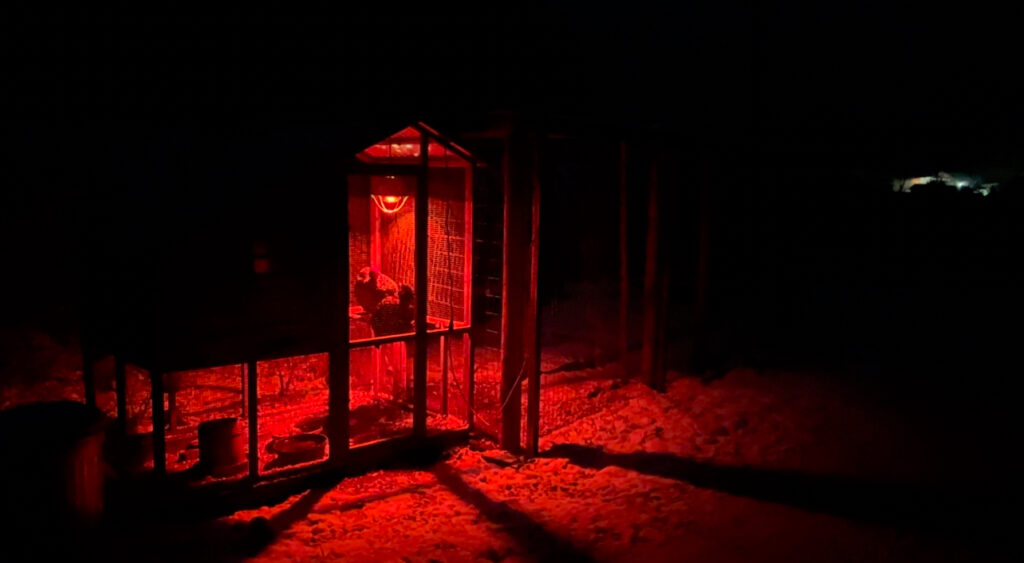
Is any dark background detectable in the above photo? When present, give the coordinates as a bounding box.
[4,4,1023,382]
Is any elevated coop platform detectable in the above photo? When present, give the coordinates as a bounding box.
[81,122,493,499]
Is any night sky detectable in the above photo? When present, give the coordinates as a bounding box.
[8,5,1019,135]
[5,4,1023,341]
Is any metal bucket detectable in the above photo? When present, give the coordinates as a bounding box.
[198,417,247,477]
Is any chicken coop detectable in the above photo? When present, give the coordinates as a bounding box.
[79,121,516,503]
[346,124,477,446]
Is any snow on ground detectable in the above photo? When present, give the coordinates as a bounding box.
[2,331,1014,561]
[181,368,1009,562]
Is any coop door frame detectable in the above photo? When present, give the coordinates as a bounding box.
[344,124,478,446]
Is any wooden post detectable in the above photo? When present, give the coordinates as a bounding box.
[413,131,429,437]
[327,345,350,460]
[441,334,449,416]
[500,125,532,453]
[618,140,630,379]
[151,369,166,475]
[691,152,712,375]
[525,131,542,457]
[114,356,127,436]
[239,363,246,417]
[467,165,481,433]
[165,373,179,429]
[465,333,475,431]
[82,343,96,408]
[642,149,666,392]
[246,359,259,478]
[655,269,670,391]
[371,200,383,396]
[328,175,351,462]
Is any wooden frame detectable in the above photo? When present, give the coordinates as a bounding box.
[88,123,487,510]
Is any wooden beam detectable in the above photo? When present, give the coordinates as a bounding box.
[247,359,258,478]
[525,131,542,457]
[441,335,449,416]
[467,165,483,434]
[115,356,127,437]
[151,368,166,476]
[239,363,246,417]
[465,333,475,432]
[655,269,670,392]
[413,132,429,437]
[349,325,470,348]
[500,127,532,453]
[82,343,96,408]
[642,149,666,392]
[328,172,350,461]
[691,153,713,375]
[414,122,478,164]
[166,373,179,430]
[619,140,630,378]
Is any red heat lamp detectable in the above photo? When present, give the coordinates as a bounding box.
[371,175,410,213]
[371,194,409,214]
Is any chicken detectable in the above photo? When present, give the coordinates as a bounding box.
[353,266,399,315]
[370,284,416,336]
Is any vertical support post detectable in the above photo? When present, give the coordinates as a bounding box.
[500,126,530,453]
[328,344,350,459]
[151,369,166,476]
[465,333,475,430]
[114,356,127,436]
[239,363,246,417]
[371,203,382,269]
[691,152,713,375]
[246,359,259,478]
[166,373,179,430]
[467,165,480,433]
[329,174,351,461]
[372,347,382,395]
[525,131,542,457]
[82,345,96,408]
[82,362,96,411]
[464,162,474,323]
[618,140,630,378]
[642,149,666,392]
[656,270,670,386]
[441,335,449,415]
[413,131,429,437]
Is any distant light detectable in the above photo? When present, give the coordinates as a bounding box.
[893,171,996,195]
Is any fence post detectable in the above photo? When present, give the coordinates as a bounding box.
[642,148,667,392]
[618,140,630,379]
[500,124,537,453]
[525,130,542,458]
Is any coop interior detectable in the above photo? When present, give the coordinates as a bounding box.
[348,125,474,445]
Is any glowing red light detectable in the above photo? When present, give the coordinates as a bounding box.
[371,194,409,214]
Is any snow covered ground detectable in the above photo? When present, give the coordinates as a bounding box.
[78,364,1016,563]
[2,326,1017,562]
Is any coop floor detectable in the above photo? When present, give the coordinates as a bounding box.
[156,388,469,481]
[72,347,465,480]
[58,360,1019,563]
